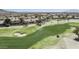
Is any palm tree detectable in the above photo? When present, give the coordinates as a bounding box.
[65,14,70,23]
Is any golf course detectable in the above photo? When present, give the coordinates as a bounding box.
[0,20,78,49]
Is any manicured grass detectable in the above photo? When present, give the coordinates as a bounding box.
[0,23,71,48]
[69,22,79,27]
[30,36,59,48]
[0,22,79,49]
[0,25,38,37]
[14,26,38,35]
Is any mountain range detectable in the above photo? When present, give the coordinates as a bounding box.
[4,9,79,13]
[0,9,79,13]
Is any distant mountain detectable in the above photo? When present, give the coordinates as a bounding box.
[0,9,19,13]
[64,9,79,12]
[0,9,78,14]
[0,9,8,13]
[4,9,79,13]
[4,9,66,12]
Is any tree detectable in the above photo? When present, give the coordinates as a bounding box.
[73,27,79,41]
[19,18,24,25]
[36,14,42,26]
[3,17,11,27]
[35,15,38,18]
[72,15,75,19]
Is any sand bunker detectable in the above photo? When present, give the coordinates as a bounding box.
[14,32,27,37]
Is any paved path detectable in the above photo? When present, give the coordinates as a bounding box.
[45,33,79,49]
[62,34,79,49]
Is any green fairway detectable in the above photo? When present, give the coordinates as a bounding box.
[0,22,78,49]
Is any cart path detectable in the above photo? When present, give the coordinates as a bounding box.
[45,33,79,49]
